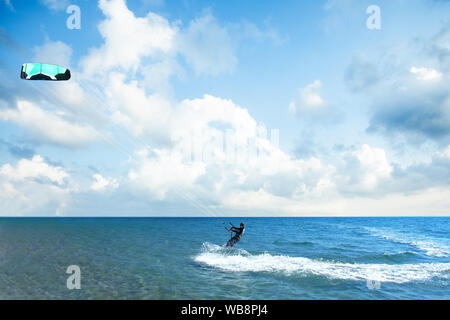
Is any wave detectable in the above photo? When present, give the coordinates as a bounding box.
[194,243,450,284]
[361,251,419,263]
[364,227,450,258]
[383,251,417,258]
[273,240,313,246]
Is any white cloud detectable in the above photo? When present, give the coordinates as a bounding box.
[0,156,75,216]
[410,66,443,81]
[125,94,337,209]
[125,93,263,201]
[172,94,259,140]
[289,80,327,114]
[90,173,119,191]
[129,148,206,200]
[106,72,172,138]
[0,100,98,147]
[80,0,176,76]
[115,93,401,216]
[352,144,392,191]
[337,144,392,194]
[0,155,68,184]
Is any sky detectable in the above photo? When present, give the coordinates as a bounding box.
[0,0,450,217]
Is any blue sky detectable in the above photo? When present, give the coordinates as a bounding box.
[1,0,450,216]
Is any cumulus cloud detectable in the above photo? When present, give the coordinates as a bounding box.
[353,145,392,187]
[289,80,327,114]
[90,173,119,192]
[0,155,68,184]
[337,144,392,195]
[106,72,172,139]
[0,100,98,147]
[125,94,338,208]
[129,148,206,200]
[0,156,75,216]
[126,94,264,200]
[221,141,450,216]
[80,0,176,76]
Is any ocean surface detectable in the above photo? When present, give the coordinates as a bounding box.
[0,217,448,299]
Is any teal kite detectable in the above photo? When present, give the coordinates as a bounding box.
[20,63,71,81]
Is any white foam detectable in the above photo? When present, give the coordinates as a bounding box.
[365,227,450,258]
[194,243,450,284]
[201,242,250,256]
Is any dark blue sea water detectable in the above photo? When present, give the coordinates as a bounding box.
[0,217,448,299]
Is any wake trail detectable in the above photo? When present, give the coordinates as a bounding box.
[194,242,450,284]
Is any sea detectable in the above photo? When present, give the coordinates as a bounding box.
[0,217,448,299]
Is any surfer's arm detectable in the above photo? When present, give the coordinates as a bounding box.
[230,227,243,234]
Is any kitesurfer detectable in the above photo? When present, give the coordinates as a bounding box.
[226,222,245,247]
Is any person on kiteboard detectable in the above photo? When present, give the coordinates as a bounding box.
[226,222,245,247]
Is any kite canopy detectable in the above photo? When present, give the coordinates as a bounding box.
[20,63,71,81]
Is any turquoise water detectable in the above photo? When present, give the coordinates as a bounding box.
[0,217,448,299]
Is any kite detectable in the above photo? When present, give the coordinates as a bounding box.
[20,63,71,81]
